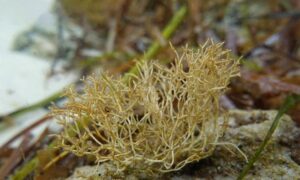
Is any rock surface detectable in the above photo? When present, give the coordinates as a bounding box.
[66,110,300,179]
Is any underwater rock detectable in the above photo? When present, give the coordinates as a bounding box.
[172,110,300,179]
[66,163,138,180]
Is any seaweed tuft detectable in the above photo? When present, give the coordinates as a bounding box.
[51,41,240,176]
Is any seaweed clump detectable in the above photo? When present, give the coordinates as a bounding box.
[51,42,240,176]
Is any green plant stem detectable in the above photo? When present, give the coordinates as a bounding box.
[10,5,188,180]
[1,52,127,122]
[0,91,64,122]
[10,117,88,180]
[123,5,187,82]
[11,159,38,180]
[237,94,300,180]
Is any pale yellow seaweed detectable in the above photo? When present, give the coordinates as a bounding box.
[52,41,240,176]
